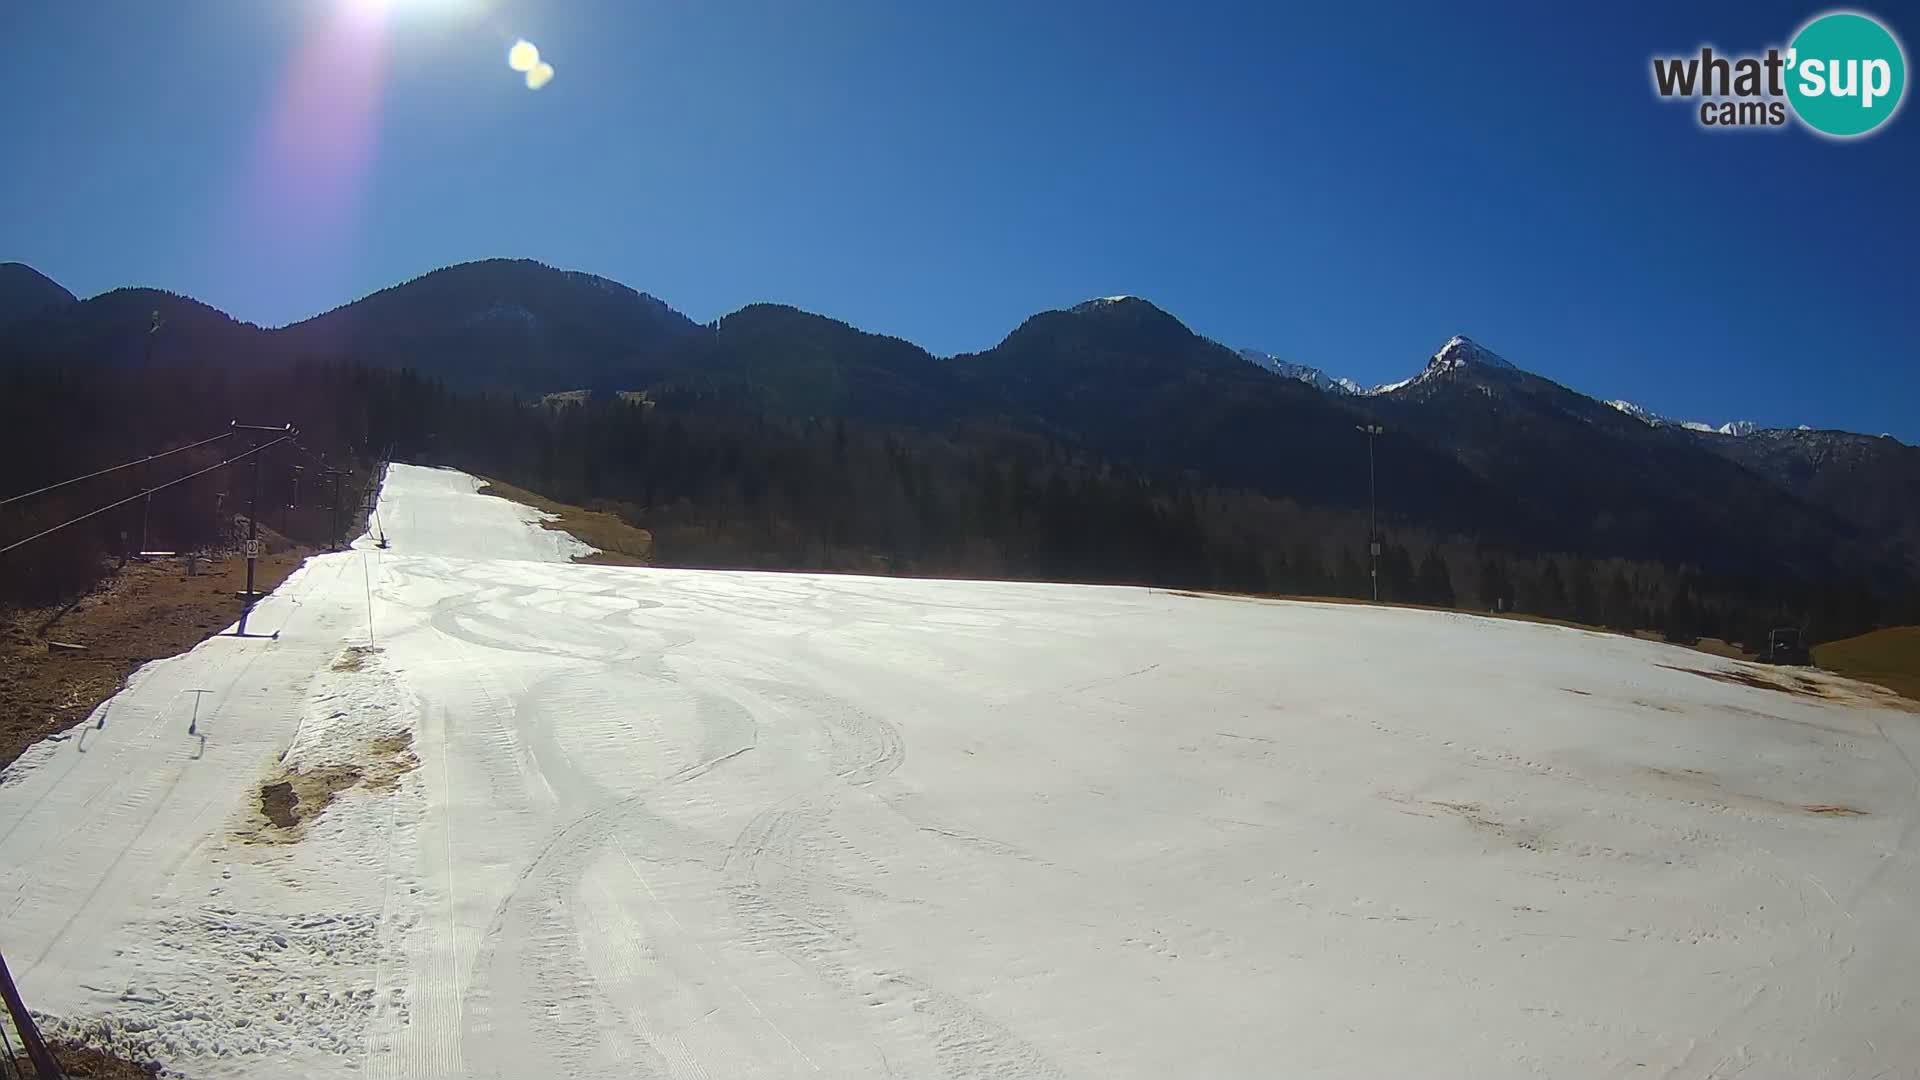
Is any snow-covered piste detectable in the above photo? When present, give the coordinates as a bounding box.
[3,464,1917,1078]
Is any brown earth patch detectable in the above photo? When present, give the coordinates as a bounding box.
[244,733,417,842]
[1800,803,1867,816]
[1640,766,1867,819]
[1661,663,1832,699]
[362,731,419,792]
[1381,791,1549,852]
[475,479,652,567]
[332,644,382,672]
[1658,662,1916,712]
[255,766,361,832]
[1,546,312,770]
[11,1038,162,1078]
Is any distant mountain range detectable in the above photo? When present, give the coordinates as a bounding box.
[3,258,1914,583]
[1236,334,1813,441]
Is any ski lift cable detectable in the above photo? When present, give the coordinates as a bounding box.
[0,430,236,507]
[0,435,293,557]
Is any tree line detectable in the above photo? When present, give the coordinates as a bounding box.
[2,360,1911,651]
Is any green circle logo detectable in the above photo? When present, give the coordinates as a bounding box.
[1786,11,1907,137]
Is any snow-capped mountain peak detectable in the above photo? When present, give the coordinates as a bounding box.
[1071,295,1139,311]
[1236,348,1363,395]
[1606,399,1661,425]
[1426,335,1518,374]
[1606,399,1763,437]
[1358,335,1521,395]
[1236,334,1519,397]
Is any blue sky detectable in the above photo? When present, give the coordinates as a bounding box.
[4,0,1916,437]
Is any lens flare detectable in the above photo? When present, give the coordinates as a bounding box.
[508,39,540,73]
[526,62,555,90]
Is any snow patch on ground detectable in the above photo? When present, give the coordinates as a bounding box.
[3,464,1917,1078]
[361,464,597,563]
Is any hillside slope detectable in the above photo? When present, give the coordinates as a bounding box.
[1,463,1915,1078]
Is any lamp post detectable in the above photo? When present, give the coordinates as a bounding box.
[1356,424,1384,602]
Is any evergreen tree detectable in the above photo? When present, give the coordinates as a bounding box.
[1602,572,1637,631]
[1336,550,1369,598]
[1379,543,1417,603]
[1416,550,1455,608]
[1532,558,1570,619]
[1567,559,1599,625]
[1289,542,1326,596]
[1663,581,1699,643]
[1477,556,1511,611]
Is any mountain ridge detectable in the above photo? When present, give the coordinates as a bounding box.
[0,260,1894,445]
[0,262,78,329]
[3,259,1913,585]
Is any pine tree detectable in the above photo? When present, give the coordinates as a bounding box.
[1602,572,1636,631]
[1663,581,1698,643]
[1478,556,1511,611]
[1380,543,1417,602]
[1567,559,1599,625]
[1417,550,1455,608]
[1535,558,1570,618]
[1336,550,1369,598]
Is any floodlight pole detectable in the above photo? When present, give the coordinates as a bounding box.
[1357,424,1384,602]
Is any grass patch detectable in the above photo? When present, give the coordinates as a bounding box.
[475,479,652,567]
[1814,626,1920,702]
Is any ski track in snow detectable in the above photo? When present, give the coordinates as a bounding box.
[2,464,1918,1078]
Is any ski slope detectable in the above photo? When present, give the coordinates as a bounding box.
[3,463,1918,1078]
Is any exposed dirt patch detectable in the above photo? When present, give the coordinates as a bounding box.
[1,547,312,770]
[245,733,416,842]
[258,779,299,827]
[362,731,419,792]
[12,1038,162,1078]
[1640,766,1867,818]
[1382,792,1549,852]
[476,479,652,567]
[1662,663,1831,698]
[255,767,361,832]
[331,644,383,672]
[1429,799,1550,851]
[1659,662,1916,711]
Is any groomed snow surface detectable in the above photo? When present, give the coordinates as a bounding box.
[4,464,1918,1078]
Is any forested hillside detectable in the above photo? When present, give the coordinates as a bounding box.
[4,258,1914,654]
[7,354,1901,655]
